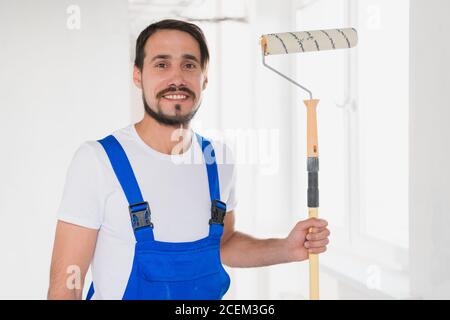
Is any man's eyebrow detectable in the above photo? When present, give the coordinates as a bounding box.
[182,54,200,64]
[150,54,171,62]
[149,54,200,64]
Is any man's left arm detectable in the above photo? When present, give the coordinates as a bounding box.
[220,210,330,268]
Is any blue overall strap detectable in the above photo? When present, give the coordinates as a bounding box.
[98,135,154,243]
[86,135,153,300]
[86,282,95,300]
[195,133,226,238]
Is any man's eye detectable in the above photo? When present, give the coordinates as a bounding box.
[156,63,167,68]
[185,63,196,69]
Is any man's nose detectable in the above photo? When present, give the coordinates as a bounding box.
[166,67,187,88]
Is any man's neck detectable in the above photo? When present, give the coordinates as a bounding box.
[134,115,192,155]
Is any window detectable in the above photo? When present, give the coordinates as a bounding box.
[294,0,410,298]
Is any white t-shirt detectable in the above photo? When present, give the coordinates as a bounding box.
[56,124,237,300]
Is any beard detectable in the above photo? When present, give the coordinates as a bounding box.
[143,86,201,127]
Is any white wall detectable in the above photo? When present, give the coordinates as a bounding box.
[0,0,130,299]
[409,0,450,299]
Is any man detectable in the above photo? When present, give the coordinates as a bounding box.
[48,19,330,300]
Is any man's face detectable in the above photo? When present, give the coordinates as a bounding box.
[133,29,208,127]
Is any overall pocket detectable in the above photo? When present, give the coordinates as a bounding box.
[133,246,229,299]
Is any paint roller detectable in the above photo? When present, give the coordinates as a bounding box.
[260,28,358,300]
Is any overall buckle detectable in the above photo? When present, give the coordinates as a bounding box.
[209,200,227,225]
[129,201,153,231]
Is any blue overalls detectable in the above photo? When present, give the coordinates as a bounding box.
[86,133,231,300]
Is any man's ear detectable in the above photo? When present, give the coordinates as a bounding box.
[202,76,208,90]
[133,65,143,89]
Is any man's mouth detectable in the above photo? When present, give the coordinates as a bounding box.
[162,93,189,101]
[157,85,195,102]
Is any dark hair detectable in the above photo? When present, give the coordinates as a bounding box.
[134,19,209,71]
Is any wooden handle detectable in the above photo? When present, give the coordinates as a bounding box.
[305,99,320,300]
[304,99,320,158]
[308,207,319,300]
[260,36,269,55]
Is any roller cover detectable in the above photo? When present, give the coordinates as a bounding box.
[261,28,358,56]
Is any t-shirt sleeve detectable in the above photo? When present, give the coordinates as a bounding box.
[56,142,106,229]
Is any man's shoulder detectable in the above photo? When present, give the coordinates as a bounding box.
[70,140,108,171]
[98,124,135,142]
[72,124,134,167]
[79,124,134,155]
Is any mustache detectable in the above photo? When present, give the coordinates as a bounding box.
[156,86,196,100]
